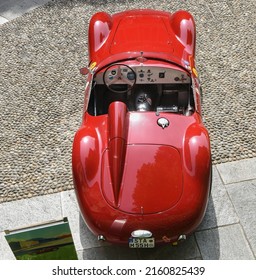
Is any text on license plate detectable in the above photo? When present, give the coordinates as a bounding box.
[128,237,155,248]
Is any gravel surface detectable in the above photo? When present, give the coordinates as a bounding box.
[0,0,255,203]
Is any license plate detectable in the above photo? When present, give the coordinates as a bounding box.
[128,237,155,248]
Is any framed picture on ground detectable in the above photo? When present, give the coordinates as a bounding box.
[5,217,77,260]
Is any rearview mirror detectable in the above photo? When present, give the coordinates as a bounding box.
[80,67,89,75]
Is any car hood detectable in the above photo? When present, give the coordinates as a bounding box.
[89,9,196,70]
[110,14,172,55]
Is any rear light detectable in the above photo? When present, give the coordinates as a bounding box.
[131,230,152,238]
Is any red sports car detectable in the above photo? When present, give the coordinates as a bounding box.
[72,9,212,248]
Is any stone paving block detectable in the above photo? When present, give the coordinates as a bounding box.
[61,190,110,251]
[81,245,139,260]
[195,224,255,260]
[0,193,62,232]
[0,0,34,20]
[0,232,15,260]
[0,0,49,20]
[33,0,50,5]
[0,16,8,24]
[227,181,256,257]
[217,158,256,184]
[75,249,84,260]
[136,235,201,260]
[198,166,239,230]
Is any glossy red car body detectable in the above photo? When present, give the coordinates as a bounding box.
[72,9,211,247]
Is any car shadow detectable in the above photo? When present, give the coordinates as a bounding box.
[194,194,220,260]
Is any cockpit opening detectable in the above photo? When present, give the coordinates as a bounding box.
[87,82,194,116]
[87,64,195,116]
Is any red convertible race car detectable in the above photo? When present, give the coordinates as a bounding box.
[72,9,212,248]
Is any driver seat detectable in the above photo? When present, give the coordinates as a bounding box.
[129,84,158,111]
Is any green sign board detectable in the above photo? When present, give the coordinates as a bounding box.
[5,218,77,260]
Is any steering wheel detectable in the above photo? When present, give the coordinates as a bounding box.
[103,64,136,93]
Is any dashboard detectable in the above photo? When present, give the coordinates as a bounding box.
[94,64,191,85]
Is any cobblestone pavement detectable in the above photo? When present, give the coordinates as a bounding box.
[0,0,255,203]
[0,0,256,260]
